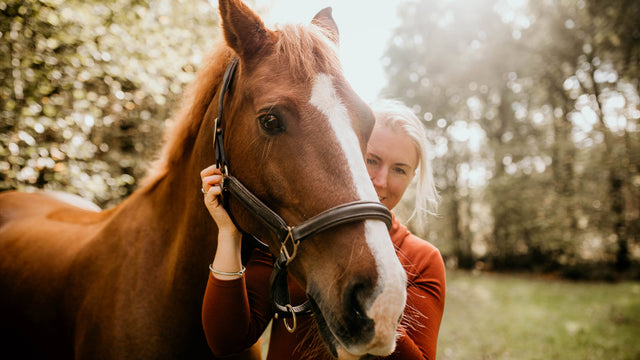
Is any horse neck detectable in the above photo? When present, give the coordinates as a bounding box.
[131,137,218,278]
[126,52,227,278]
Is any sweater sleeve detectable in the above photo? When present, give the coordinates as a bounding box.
[201,248,275,357]
[384,241,446,360]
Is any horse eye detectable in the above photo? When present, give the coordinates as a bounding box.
[258,114,283,134]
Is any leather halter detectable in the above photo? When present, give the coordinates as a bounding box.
[213,57,393,332]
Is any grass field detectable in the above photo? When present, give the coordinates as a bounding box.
[436,271,640,360]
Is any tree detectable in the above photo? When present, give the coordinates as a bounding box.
[383,0,639,276]
[582,0,640,270]
[0,0,220,208]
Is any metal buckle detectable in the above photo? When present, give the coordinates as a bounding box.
[280,226,299,266]
[219,165,229,205]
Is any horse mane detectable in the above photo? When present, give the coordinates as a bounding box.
[141,20,341,188]
[142,43,234,188]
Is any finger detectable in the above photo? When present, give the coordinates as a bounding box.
[200,164,218,178]
[204,190,218,205]
[200,164,224,178]
[203,174,223,185]
[204,188,223,209]
[202,175,223,192]
[202,184,220,196]
[205,184,222,197]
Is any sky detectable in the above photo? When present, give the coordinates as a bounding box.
[243,0,403,103]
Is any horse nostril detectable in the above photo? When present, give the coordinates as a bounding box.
[349,283,367,319]
[343,279,375,336]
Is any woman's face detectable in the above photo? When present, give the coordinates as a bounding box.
[365,125,418,210]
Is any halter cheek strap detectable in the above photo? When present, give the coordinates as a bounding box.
[213,56,238,172]
[269,254,313,332]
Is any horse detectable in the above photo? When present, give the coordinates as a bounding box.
[0,0,407,359]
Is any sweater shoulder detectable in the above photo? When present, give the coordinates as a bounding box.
[395,234,445,281]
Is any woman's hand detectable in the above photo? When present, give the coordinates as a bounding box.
[201,165,236,233]
[201,165,243,279]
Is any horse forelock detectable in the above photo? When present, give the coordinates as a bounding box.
[273,22,342,81]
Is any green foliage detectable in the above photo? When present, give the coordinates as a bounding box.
[386,0,640,275]
[0,0,220,207]
[439,271,640,359]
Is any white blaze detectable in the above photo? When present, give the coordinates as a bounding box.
[309,73,406,356]
[309,73,375,202]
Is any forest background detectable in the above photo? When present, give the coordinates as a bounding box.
[1,0,639,281]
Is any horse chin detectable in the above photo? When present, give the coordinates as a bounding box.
[308,295,389,360]
[308,295,339,358]
[336,349,365,360]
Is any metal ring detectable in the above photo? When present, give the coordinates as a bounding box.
[283,304,297,333]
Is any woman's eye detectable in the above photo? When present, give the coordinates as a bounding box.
[258,114,283,134]
[393,167,407,175]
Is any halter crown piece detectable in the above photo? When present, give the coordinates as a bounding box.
[213,58,393,333]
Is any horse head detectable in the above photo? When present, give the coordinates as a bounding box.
[209,0,407,358]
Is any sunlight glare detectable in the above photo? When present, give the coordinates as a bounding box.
[211,0,404,103]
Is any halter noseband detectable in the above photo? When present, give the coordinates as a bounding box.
[213,57,393,332]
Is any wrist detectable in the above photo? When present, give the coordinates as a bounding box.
[209,263,246,280]
[210,250,243,280]
[217,227,242,244]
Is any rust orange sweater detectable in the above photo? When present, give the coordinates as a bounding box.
[202,214,446,359]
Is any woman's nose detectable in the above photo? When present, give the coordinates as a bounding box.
[369,167,387,189]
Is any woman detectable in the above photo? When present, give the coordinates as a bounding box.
[201,99,445,359]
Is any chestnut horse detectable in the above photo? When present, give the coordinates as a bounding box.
[0,0,406,359]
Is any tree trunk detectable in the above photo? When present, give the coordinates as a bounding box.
[588,62,630,270]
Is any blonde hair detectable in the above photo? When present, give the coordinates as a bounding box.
[369,99,439,227]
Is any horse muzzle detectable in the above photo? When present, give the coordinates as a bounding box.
[306,233,407,359]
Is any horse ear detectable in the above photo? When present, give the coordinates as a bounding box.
[218,0,275,61]
[311,7,339,45]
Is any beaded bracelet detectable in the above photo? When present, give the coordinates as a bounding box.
[209,263,246,277]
